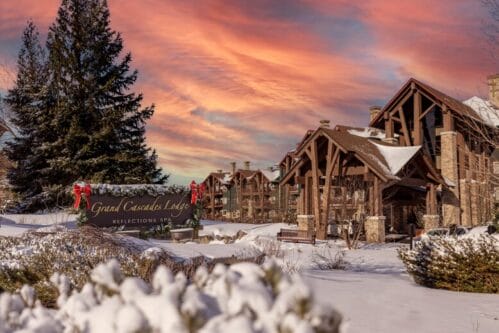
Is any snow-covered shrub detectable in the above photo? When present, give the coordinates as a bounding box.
[312,246,346,270]
[250,237,304,273]
[398,235,499,293]
[253,237,285,258]
[0,259,342,333]
[0,227,261,306]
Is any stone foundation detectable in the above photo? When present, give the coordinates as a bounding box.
[297,215,314,232]
[422,215,440,230]
[365,216,386,243]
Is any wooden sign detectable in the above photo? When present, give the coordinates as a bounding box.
[85,191,193,228]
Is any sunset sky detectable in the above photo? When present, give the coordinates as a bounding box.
[0,0,497,185]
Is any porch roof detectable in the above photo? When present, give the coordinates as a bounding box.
[280,126,441,185]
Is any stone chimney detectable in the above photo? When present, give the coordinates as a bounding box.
[369,106,382,122]
[488,74,499,107]
[244,161,251,170]
[230,162,236,175]
[320,119,330,128]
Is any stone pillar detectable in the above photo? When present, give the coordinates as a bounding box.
[459,180,472,227]
[297,215,314,233]
[365,216,386,243]
[423,215,440,230]
[440,131,460,226]
[470,181,479,226]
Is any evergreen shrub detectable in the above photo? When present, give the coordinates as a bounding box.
[399,235,499,293]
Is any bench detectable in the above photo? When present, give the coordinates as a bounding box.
[277,228,316,245]
[170,228,194,242]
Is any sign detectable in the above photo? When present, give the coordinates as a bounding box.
[85,192,193,228]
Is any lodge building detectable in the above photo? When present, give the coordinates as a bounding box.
[202,161,281,222]
[279,75,499,241]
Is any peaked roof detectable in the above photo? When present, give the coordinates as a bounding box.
[203,172,231,185]
[370,78,492,127]
[323,128,421,180]
[280,126,444,186]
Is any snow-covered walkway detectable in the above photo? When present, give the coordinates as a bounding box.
[306,269,498,333]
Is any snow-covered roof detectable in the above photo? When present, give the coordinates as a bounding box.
[347,127,385,140]
[222,173,232,184]
[462,96,499,127]
[371,142,421,175]
[346,127,398,140]
[262,169,280,182]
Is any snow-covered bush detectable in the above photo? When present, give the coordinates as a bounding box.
[0,259,342,333]
[0,227,252,306]
[398,235,499,293]
[312,246,346,270]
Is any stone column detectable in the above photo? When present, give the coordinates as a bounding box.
[297,215,314,233]
[459,180,472,227]
[440,131,460,226]
[365,216,386,243]
[423,215,440,230]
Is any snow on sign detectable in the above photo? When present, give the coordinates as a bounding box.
[78,184,194,228]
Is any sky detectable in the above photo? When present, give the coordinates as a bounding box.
[0,0,497,185]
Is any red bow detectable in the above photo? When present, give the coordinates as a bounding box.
[190,181,206,204]
[73,182,91,209]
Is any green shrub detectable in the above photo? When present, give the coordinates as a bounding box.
[398,236,499,293]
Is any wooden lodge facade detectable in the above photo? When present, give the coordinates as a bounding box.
[202,170,231,221]
[280,76,499,241]
[202,162,281,222]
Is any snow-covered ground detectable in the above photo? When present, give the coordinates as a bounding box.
[0,212,77,236]
[1,214,498,333]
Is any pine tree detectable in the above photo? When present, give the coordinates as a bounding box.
[44,0,167,187]
[4,21,49,202]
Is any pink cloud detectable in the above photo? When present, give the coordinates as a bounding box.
[0,0,496,183]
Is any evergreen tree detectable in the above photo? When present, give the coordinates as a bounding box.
[43,0,166,187]
[4,21,49,202]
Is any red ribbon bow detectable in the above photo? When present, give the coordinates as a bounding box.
[73,182,91,209]
[190,181,206,204]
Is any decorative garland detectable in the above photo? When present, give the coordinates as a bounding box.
[89,183,189,197]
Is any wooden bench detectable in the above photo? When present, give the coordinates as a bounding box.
[277,228,316,245]
[170,228,194,242]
